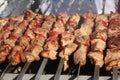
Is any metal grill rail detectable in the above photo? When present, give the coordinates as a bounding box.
[0,0,119,80]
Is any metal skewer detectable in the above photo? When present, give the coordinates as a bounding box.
[113,66,118,80]
[77,63,81,80]
[54,59,64,80]
[16,62,31,80]
[34,58,48,80]
[93,65,100,80]
[54,1,75,80]
[102,0,106,14]
[0,62,12,80]
[16,0,53,80]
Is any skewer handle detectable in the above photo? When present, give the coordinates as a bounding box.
[93,65,100,80]
[0,62,11,80]
[16,62,31,80]
[34,58,48,80]
[54,59,64,80]
[113,66,118,80]
[77,63,81,80]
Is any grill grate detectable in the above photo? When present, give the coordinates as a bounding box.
[0,0,119,80]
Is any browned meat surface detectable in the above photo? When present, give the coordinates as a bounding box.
[74,11,94,66]
[8,14,43,65]
[104,12,120,71]
[0,17,8,31]
[61,32,75,46]
[21,14,56,62]
[108,36,120,49]
[105,48,120,70]
[41,13,69,60]
[23,9,37,21]
[88,15,108,67]
[0,15,24,43]
[58,14,80,71]
[0,10,36,64]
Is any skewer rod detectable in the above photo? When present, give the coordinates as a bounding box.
[113,66,118,80]
[93,65,100,80]
[0,62,11,80]
[77,63,81,80]
[54,59,64,80]
[34,58,48,80]
[16,62,31,80]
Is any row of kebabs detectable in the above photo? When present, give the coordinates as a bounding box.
[0,9,119,72]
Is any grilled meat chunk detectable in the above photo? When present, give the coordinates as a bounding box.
[74,11,94,66]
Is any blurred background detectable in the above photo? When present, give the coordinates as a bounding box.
[0,0,119,17]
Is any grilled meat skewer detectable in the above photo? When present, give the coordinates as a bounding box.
[88,15,108,67]
[41,13,69,60]
[21,13,56,63]
[8,14,43,65]
[0,17,9,32]
[0,10,36,64]
[59,14,80,71]
[74,11,95,66]
[104,12,120,71]
[0,15,24,44]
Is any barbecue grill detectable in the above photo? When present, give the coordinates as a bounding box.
[0,0,119,80]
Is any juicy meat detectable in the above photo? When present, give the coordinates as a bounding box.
[19,29,35,49]
[0,15,24,43]
[108,36,120,49]
[53,20,65,33]
[105,48,120,71]
[61,32,75,46]
[41,37,59,60]
[74,45,88,66]
[41,13,69,60]
[42,13,56,31]
[8,46,23,65]
[23,9,37,21]
[59,43,78,61]
[9,15,24,25]
[90,30,107,51]
[59,14,80,71]
[66,13,80,31]
[53,13,70,33]
[74,11,94,66]
[88,15,108,67]
[95,15,108,23]
[104,12,120,71]
[88,51,104,67]
[0,44,11,63]
[74,22,94,36]
[108,18,120,38]
[4,20,28,47]
[22,42,43,62]
[21,14,56,62]
[75,35,90,46]
[82,11,95,21]
[109,12,120,20]
[0,17,8,31]
[0,10,36,64]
